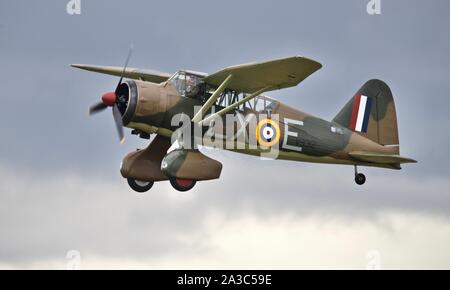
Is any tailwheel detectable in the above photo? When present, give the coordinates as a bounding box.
[169,178,196,192]
[355,173,366,185]
[127,178,154,193]
[354,166,366,185]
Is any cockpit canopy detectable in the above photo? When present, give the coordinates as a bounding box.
[168,70,278,114]
[168,70,207,98]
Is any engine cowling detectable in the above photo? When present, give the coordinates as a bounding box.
[118,80,168,129]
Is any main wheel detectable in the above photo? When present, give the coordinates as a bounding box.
[354,173,366,185]
[127,178,154,193]
[169,178,196,192]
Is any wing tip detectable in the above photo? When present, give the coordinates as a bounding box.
[70,64,91,70]
[294,55,322,69]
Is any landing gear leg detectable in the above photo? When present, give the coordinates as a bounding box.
[354,165,366,185]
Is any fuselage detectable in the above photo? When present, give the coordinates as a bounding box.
[121,79,398,169]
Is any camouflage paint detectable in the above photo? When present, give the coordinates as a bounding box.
[72,64,416,182]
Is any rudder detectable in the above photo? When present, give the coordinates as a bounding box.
[333,79,400,150]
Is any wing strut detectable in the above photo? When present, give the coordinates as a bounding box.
[199,86,272,125]
[192,74,233,123]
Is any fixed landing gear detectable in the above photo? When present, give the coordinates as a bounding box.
[126,178,197,192]
[127,178,154,193]
[354,166,366,185]
[169,178,197,192]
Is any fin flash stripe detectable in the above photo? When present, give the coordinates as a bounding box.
[349,95,372,133]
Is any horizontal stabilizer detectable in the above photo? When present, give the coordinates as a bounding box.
[70,64,171,83]
[349,151,417,164]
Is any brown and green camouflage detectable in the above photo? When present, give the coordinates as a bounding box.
[72,59,417,185]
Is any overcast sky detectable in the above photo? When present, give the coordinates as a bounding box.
[0,0,449,269]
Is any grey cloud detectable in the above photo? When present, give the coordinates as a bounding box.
[0,155,449,265]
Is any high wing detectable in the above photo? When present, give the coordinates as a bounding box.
[70,64,172,83]
[203,56,322,93]
[192,56,322,123]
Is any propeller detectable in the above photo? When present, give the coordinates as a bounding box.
[88,45,133,144]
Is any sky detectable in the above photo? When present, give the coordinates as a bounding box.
[0,0,449,269]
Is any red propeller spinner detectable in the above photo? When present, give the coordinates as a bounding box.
[101,92,116,106]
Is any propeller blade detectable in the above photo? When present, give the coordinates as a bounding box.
[89,102,108,115]
[88,45,133,143]
[115,44,134,94]
[112,105,125,144]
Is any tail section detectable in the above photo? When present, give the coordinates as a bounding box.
[333,79,399,152]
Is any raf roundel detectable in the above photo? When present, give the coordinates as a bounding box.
[256,119,281,147]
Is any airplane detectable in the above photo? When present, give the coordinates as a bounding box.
[71,50,417,192]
